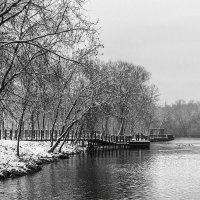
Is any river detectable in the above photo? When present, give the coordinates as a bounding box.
[1,138,200,200]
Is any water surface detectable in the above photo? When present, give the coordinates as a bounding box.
[1,138,200,200]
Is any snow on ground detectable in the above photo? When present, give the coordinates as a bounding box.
[0,140,82,179]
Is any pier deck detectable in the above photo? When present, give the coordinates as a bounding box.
[0,129,150,149]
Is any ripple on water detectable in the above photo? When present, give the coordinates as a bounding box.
[1,138,200,200]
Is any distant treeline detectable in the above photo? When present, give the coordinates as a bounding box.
[156,100,200,137]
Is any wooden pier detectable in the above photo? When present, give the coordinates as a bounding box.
[87,138,150,150]
[0,129,150,150]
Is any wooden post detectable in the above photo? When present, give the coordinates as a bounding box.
[37,130,40,141]
[41,130,44,141]
[28,130,30,140]
[38,130,40,141]
[35,130,37,141]
[26,130,28,140]
[14,130,17,140]
[29,130,31,140]
[30,130,32,141]
[25,130,28,140]
[45,130,48,141]
[4,129,7,140]
[10,130,13,140]
[33,130,35,141]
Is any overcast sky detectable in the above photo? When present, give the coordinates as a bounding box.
[86,0,200,105]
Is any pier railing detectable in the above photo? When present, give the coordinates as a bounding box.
[0,129,135,144]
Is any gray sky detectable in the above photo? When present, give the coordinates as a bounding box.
[86,0,200,105]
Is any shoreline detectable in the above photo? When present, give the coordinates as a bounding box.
[0,140,83,180]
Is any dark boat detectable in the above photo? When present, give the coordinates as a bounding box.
[149,128,174,142]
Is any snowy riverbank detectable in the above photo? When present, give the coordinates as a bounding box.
[0,140,83,180]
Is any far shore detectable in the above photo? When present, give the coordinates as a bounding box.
[0,140,83,180]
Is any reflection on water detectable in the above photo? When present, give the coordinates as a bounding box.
[1,138,200,200]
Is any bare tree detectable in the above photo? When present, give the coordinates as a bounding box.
[98,61,158,136]
[0,0,101,99]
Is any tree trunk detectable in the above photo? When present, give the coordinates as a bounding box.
[37,111,40,130]
[50,98,62,147]
[2,111,5,139]
[117,119,125,136]
[48,120,78,153]
[104,116,108,135]
[58,126,73,152]
[31,110,35,139]
[102,118,105,136]
[17,105,26,156]
[48,99,80,151]
[42,113,45,130]
[74,125,82,145]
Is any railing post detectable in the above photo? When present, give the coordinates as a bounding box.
[37,130,40,141]
[14,130,17,140]
[35,130,37,141]
[5,129,7,140]
[41,130,44,141]
[45,130,48,141]
[24,130,27,140]
[27,130,29,140]
[10,130,13,140]
[31,130,33,141]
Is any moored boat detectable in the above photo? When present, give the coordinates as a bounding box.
[149,128,174,142]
